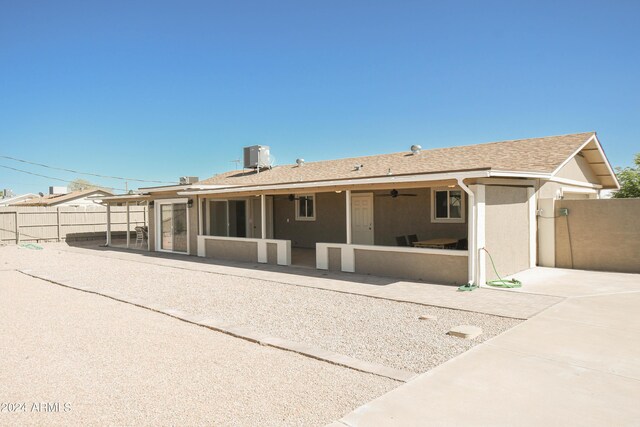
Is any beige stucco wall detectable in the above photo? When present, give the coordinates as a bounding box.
[484,186,531,280]
[267,242,277,264]
[555,199,640,273]
[328,247,342,271]
[354,249,468,285]
[148,203,156,251]
[188,201,198,254]
[372,188,467,246]
[273,192,347,248]
[555,155,599,183]
[204,238,258,263]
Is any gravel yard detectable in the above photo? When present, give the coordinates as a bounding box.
[1,244,521,374]
[0,270,397,426]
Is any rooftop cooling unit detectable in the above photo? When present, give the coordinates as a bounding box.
[243,145,271,169]
[179,176,199,185]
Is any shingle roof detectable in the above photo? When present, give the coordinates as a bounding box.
[198,132,595,187]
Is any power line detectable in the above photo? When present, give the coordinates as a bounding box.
[0,164,127,192]
[0,154,176,184]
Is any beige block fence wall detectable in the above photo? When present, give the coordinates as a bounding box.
[554,199,640,274]
[0,206,147,244]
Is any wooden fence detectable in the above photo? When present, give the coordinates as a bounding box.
[0,206,147,243]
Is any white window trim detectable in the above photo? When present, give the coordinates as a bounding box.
[431,187,465,223]
[295,194,316,221]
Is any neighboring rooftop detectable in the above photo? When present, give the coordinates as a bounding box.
[13,188,113,206]
[0,193,38,206]
[197,132,603,187]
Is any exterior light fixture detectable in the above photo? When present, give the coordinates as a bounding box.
[187,199,193,208]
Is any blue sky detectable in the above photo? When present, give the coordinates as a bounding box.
[1,0,638,194]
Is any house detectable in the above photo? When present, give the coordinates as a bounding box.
[0,193,38,206]
[101,132,619,286]
[13,188,114,207]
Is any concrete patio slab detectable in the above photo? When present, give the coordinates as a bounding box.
[488,315,640,379]
[505,267,640,297]
[340,344,640,427]
[337,269,640,426]
[540,292,640,331]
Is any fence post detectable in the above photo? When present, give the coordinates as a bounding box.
[57,207,62,242]
[15,211,20,244]
[126,202,130,249]
[106,204,112,246]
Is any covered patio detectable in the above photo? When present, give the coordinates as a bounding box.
[100,194,151,251]
[182,171,481,285]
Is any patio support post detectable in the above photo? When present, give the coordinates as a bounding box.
[197,195,203,236]
[126,201,130,249]
[345,190,352,244]
[457,178,476,285]
[260,194,266,239]
[146,201,151,252]
[106,203,112,247]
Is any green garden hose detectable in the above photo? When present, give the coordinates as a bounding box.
[19,243,43,250]
[457,247,522,291]
[483,248,522,288]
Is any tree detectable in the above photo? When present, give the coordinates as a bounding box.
[68,178,94,191]
[613,153,640,198]
[68,178,101,192]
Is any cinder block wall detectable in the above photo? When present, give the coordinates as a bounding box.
[555,199,640,273]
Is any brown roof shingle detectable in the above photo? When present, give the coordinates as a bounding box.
[198,132,594,187]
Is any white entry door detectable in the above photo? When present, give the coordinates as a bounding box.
[351,193,374,245]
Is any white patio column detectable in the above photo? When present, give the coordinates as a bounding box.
[106,203,112,246]
[345,190,352,244]
[126,201,130,248]
[146,201,151,252]
[475,185,486,286]
[197,195,203,236]
[260,194,266,239]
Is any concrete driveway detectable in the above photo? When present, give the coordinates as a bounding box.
[336,268,640,426]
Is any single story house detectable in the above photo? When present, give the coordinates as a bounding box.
[14,189,113,207]
[0,193,38,206]
[102,132,619,286]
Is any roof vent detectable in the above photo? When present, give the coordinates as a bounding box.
[354,164,364,171]
[410,144,422,155]
[296,158,305,167]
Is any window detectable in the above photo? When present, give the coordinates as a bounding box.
[431,188,465,223]
[295,194,316,221]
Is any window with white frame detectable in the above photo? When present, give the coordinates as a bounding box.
[295,194,316,221]
[431,188,465,223]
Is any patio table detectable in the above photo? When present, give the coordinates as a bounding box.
[413,238,458,249]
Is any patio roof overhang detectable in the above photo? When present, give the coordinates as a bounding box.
[100,194,151,204]
[177,169,498,197]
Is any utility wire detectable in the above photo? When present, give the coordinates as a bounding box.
[0,154,176,184]
[0,164,127,192]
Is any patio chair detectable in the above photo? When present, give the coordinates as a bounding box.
[396,235,409,246]
[134,226,147,248]
[456,238,468,250]
[407,234,418,246]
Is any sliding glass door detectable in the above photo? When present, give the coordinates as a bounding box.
[158,201,188,253]
[208,200,247,237]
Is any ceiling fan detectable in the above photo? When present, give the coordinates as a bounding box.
[376,189,417,198]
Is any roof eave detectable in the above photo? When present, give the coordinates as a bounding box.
[177,169,495,196]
